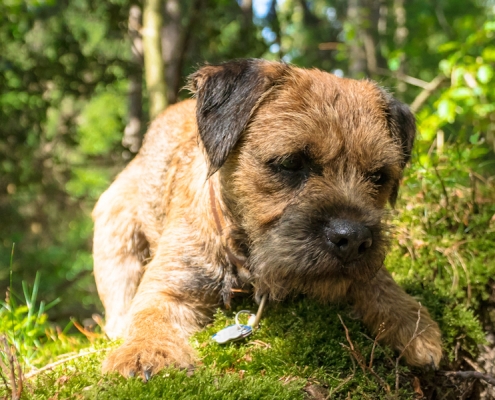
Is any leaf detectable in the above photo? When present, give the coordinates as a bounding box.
[413,376,424,397]
[437,41,458,53]
[450,87,472,100]
[469,133,480,144]
[77,92,125,156]
[419,154,431,167]
[439,59,452,75]
[477,65,493,83]
[482,48,495,61]
[437,99,456,123]
[484,21,495,31]
[388,57,400,72]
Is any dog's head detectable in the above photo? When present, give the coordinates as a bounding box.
[189,59,415,300]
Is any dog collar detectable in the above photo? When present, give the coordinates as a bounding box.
[208,179,253,306]
[208,180,247,270]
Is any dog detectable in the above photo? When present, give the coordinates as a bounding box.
[92,59,442,379]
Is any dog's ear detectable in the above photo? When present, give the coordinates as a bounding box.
[386,98,416,167]
[383,94,416,206]
[188,59,286,176]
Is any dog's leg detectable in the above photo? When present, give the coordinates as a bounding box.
[349,268,442,367]
[93,178,147,339]
[102,240,217,378]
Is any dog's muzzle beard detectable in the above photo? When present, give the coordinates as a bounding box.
[248,205,389,301]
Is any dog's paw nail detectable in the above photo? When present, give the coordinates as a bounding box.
[143,368,152,382]
[128,370,135,378]
[429,355,439,371]
[186,365,195,377]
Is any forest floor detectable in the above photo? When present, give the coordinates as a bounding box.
[2,154,495,399]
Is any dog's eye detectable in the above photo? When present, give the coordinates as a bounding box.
[279,154,304,172]
[368,171,388,185]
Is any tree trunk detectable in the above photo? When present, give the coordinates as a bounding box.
[267,0,282,60]
[143,0,167,120]
[240,0,253,23]
[347,0,367,78]
[239,0,256,56]
[297,0,319,26]
[346,0,386,79]
[162,0,181,104]
[123,4,144,153]
[362,0,387,76]
[394,0,408,92]
[174,0,203,87]
[378,0,388,36]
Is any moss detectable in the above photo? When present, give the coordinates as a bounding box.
[23,300,414,399]
[4,152,495,399]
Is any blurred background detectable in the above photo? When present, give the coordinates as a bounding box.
[1,0,494,323]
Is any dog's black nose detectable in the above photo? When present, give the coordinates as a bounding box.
[325,219,373,262]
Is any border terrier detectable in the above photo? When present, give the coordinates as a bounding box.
[93,59,442,378]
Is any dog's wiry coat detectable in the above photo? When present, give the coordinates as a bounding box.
[93,59,442,378]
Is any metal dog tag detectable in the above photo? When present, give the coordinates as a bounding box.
[212,302,267,344]
[212,324,252,344]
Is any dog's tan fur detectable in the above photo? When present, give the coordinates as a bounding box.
[93,60,442,378]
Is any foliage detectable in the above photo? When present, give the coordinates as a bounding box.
[1,0,495,397]
[1,271,57,367]
[387,143,495,361]
[0,268,90,371]
[416,18,495,161]
[0,0,132,320]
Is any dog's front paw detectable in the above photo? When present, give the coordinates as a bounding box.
[103,337,195,380]
[400,325,443,368]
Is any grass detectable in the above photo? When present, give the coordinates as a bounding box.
[2,146,495,399]
[13,300,418,399]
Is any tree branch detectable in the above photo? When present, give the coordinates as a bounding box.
[25,348,111,379]
[410,74,448,113]
[439,370,495,387]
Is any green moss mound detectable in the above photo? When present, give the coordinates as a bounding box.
[3,151,495,399]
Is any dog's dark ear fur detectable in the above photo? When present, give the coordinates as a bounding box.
[383,93,416,206]
[188,59,286,176]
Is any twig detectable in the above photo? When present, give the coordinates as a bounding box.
[433,165,450,210]
[462,355,484,373]
[71,318,106,340]
[394,305,430,396]
[410,74,448,113]
[374,67,429,88]
[453,250,471,306]
[318,42,341,51]
[0,362,9,393]
[338,314,391,394]
[338,315,357,353]
[15,356,22,398]
[444,252,460,294]
[470,170,479,215]
[439,370,495,386]
[369,322,386,369]
[0,336,23,400]
[25,348,110,379]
